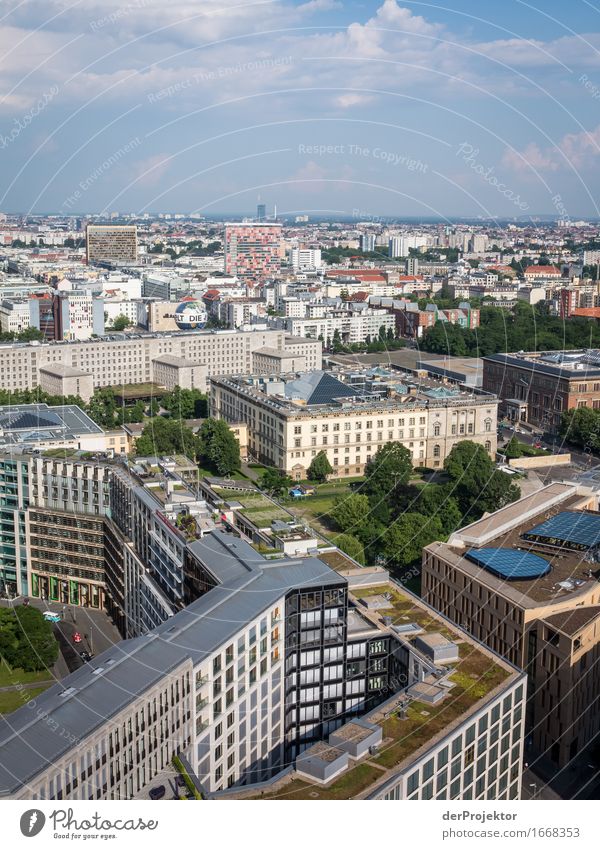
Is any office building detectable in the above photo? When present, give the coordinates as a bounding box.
[256,203,266,221]
[210,368,498,479]
[86,225,138,265]
[0,299,31,334]
[422,482,600,770]
[482,349,600,432]
[224,223,282,284]
[290,248,322,270]
[0,528,523,801]
[0,328,322,395]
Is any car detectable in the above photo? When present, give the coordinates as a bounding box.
[149,785,166,800]
[79,651,92,662]
[42,611,61,623]
[72,631,82,644]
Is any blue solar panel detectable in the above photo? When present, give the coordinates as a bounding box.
[522,512,600,549]
[466,547,551,580]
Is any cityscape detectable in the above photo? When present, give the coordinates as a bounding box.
[0,0,600,821]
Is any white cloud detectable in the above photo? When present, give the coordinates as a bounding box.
[503,126,600,173]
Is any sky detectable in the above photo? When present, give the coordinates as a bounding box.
[2,0,600,219]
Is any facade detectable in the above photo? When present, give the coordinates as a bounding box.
[395,303,480,339]
[0,328,322,394]
[422,482,600,770]
[290,248,322,270]
[86,225,138,265]
[0,299,31,333]
[224,223,282,284]
[210,369,498,479]
[483,349,600,431]
[53,292,105,341]
[279,310,396,345]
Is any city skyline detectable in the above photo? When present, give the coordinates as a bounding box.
[1,2,600,217]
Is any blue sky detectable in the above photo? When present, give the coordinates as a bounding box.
[1,0,600,218]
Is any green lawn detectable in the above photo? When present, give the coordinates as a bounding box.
[256,763,385,800]
[0,685,50,714]
[0,660,54,688]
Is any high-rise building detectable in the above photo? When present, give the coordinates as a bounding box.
[224,223,282,284]
[388,237,402,257]
[86,225,138,265]
[406,256,419,275]
[360,233,375,253]
[256,203,266,221]
[290,248,322,270]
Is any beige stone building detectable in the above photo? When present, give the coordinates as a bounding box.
[210,369,498,479]
[86,224,138,265]
[0,329,321,394]
[422,482,600,769]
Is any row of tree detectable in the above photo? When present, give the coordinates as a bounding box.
[420,301,600,358]
[134,416,241,476]
[327,441,519,569]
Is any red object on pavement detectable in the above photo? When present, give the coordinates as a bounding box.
[73,632,82,643]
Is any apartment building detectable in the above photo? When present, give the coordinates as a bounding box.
[86,225,138,265]
[0,328,322,394]
[0,299,31,333]
[210,368,498,479]
[278,310,396,345]
[53,292,105,340]
[422,482,600,769]
[224,222,282,284]
[0,530,523,802]
[483,349,600,432]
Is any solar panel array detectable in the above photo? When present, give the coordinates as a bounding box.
[522,512,600,550]
[466,547,551,581]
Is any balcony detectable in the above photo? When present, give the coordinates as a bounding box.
[195,675,209,690]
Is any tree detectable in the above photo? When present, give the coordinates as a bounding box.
[330,493,371,534]
[383,513,443,567]
[416,484,462,535]
[335,533,365,565]
[199,418,241,476]
[161,387,207,419]
[504,436,522,459]
[307,451,332,482]
[560,407,600,452]
[87,388,118,428]
[135,417,202,459]
[444,440,519,518]
[364,442,412,502]
[111,314,131,331]
[0,606,58,672]
[259,468,294,497]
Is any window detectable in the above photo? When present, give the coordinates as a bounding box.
[433,444,440,458]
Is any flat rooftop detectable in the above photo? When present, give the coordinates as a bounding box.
[0,404,103,447]
[248,581,517,800]
[432,485,600,607]
[484,349,600,378]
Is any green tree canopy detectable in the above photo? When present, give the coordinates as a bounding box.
[0,606,58,672]
[135,416,202,459]
[259,468,294,497]
[444,440,519,518]
[161,387,207,419]
[560,407,600,452]
[307,451,333,482]
[330,493,371,534]
[199,418,241,476]
[111,314,131,331]
[383,513,443,567]
[334,533,365,565]
[363,442,412,502]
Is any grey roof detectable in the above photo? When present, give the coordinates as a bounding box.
[0,403,102,447]
[284,371,359,405]
[0,530,344,796]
